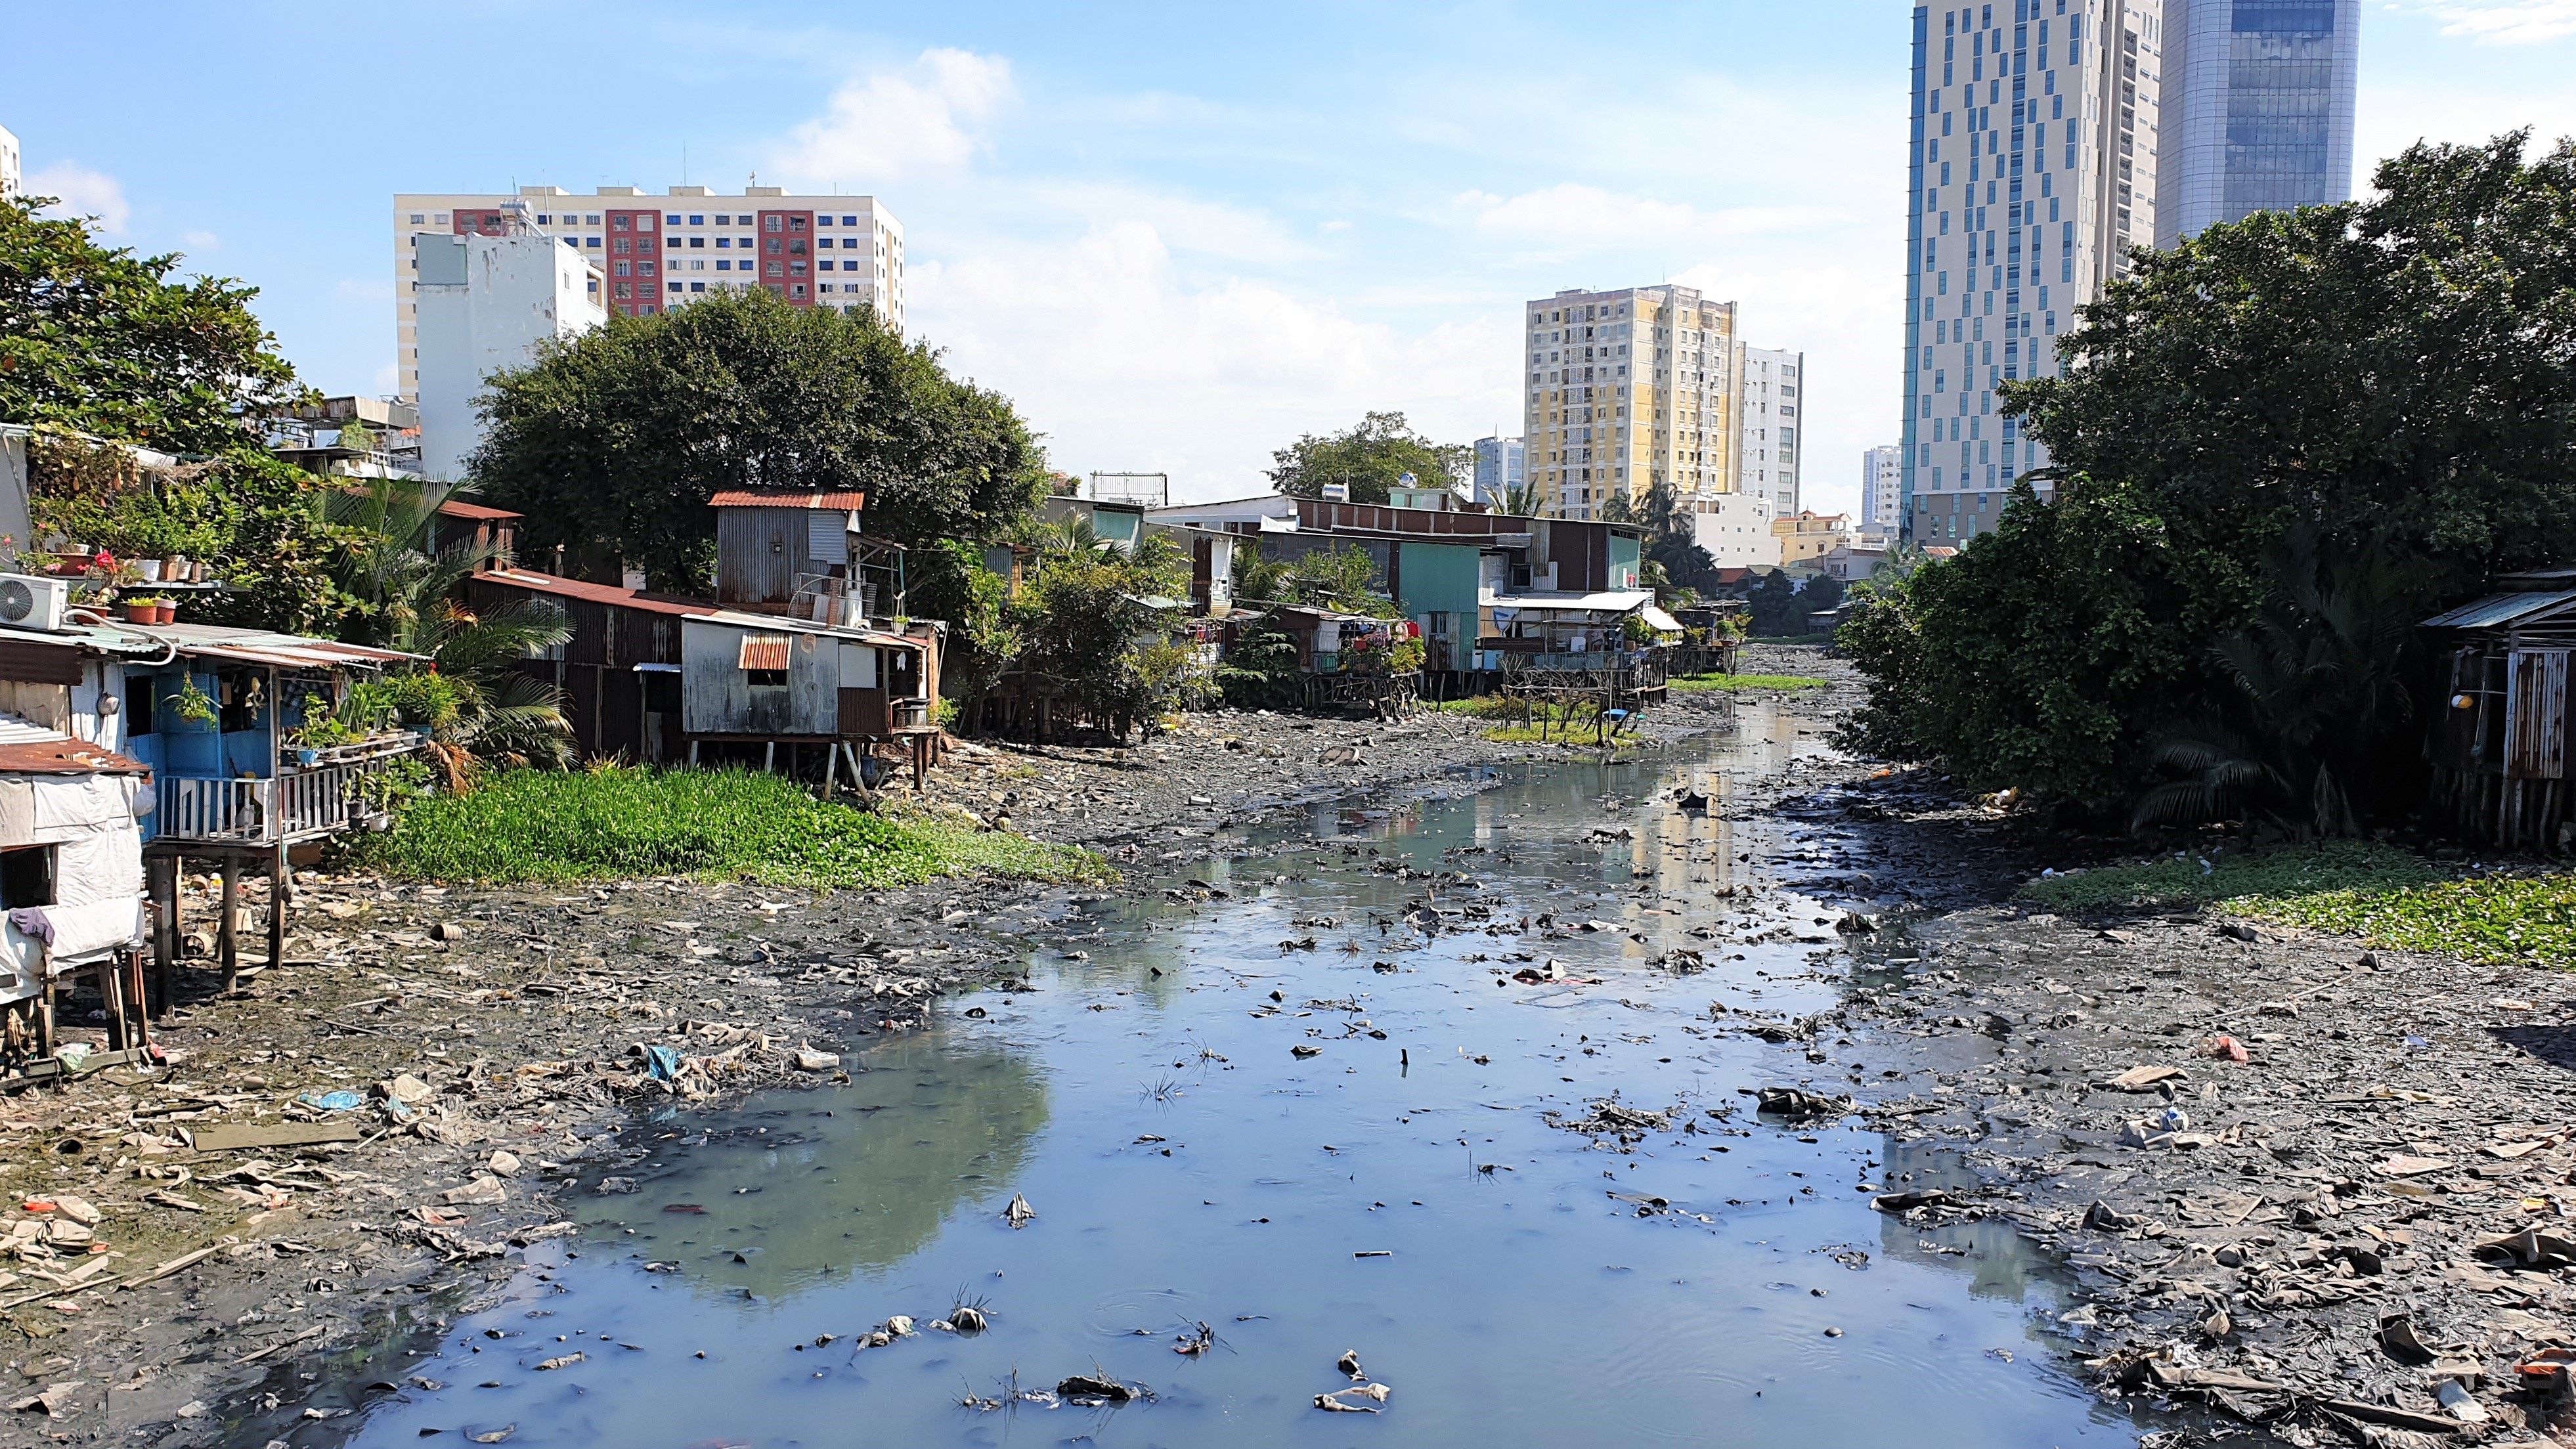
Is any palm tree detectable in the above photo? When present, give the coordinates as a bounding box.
[2132,524,2422,836]
[1500,480,1546,519]
[327,479,575,780]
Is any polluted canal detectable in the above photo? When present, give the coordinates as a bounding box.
[336,698,2139,1448]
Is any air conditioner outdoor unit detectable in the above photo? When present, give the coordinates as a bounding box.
[0,574,72,633]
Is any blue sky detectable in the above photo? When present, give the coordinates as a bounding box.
[7,1,2575,513]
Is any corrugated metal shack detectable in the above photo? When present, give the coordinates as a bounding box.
[2422,569,2576,850]
[464,568,712,764]
[680,611,941,787]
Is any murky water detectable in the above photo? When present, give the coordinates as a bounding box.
[334,701,2139,1448]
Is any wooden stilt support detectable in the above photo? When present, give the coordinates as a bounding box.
[764,740,775,773]
[96,959,125,1051]
[689,738,701,766]
[148,854,175,1016]
[217,855,240,994]
[267,843,288,971]
[821,740,840,798]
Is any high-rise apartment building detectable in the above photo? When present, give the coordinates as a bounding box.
[392,185,903,398]
[1735,345,1804,515]
[1523,286,1738,519]
[1900,0,2165,544]
[1861,445,1903,531]
[1472,435,1526,508]
[0,123,20,198]
[2156,0,2357,247]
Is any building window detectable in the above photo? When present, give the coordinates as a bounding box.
[791,284,808,299]
[613,238,632,255]
[691,282,707,292]
[717,237,731,248]
[666,214,683,225]
[614,282,632,299]
[689,236,704,247]
[789,261,806,276]
[613,215,632,231]
[669,282,684,293]
[639,304,657,315]
[764,216,783,232]
[409,212,426,225]
[716,260,731,270]
[638,262,656,276]
[586,236,602,248]
[843,215,857,227]
[767,262,784,278]
[689,214,705,225]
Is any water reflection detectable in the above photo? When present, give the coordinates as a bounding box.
[332,716,2147,1449]
[575,1037,1048,1299]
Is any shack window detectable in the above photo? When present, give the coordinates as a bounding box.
[806,511,850,565]
[0,846,54,909]
[739,633,791,689]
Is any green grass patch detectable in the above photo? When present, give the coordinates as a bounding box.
[1670,672,1830,693]
[1481,724,1646,749]
[355,765,1110,890]
[2020,838,2576,967]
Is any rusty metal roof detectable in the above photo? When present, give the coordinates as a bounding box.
[737,634,792,672]
[2422,590,2576,630]
[477,569,716,618]
[708,490,867,511]
[121,624,423,671]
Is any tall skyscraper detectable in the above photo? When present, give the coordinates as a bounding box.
[1472,435,1526,507]
[2156,0,2358,248]
[1900,0,2166,545]
[1523,286,1738,519]
[393,185,902,399]
[1734,345,1804,515]
[1861,445,1903,531]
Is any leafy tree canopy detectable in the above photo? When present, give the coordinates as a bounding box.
[471,292,1050,590]
[1842,131,2576,815]
[1267,410,1470,505]
[0,193,303,453]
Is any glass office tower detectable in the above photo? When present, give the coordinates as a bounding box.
[2155,0,2358,246]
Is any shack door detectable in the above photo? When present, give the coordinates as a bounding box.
[2506,649,2570,780]
[1192,536,1214,611]
[836,643,888,737]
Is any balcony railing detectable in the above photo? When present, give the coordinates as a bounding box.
[155,752,415,846]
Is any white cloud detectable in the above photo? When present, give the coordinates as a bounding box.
[2407,1,2576,44]
[771,49,1014,184]
[914,222,1507,500]
[1461,184,1827,245]
[181,230,219,251]
[25,162,129,234]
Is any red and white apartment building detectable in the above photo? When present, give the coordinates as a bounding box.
[391,186,903,397]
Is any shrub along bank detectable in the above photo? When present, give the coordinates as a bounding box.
[2020,838,2576,968]
[351,766,1108,889]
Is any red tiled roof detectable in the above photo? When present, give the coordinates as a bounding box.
[474,569,716,618]
[708,490,866,511]
[435,499,522,521]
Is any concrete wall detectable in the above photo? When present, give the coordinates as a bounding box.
[414,232,607,481]
[1692,494,1781,568]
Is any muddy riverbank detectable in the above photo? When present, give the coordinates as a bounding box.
[0,672,1787,1442]
[21,642,2546,1447]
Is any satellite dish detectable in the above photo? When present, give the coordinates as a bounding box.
[1397,471,1418,487]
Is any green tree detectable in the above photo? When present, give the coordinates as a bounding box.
[908,539,1020,735]
[1267,411,1470,504]
[471,292,1049,590]
[1016,536,1194,741]
[0,194,305,454]
[1845,131,2576,815]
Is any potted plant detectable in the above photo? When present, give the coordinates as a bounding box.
[153,596,177,624]
[122,595,154,623]
[170,675,219,728]
[288,697,355,766]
